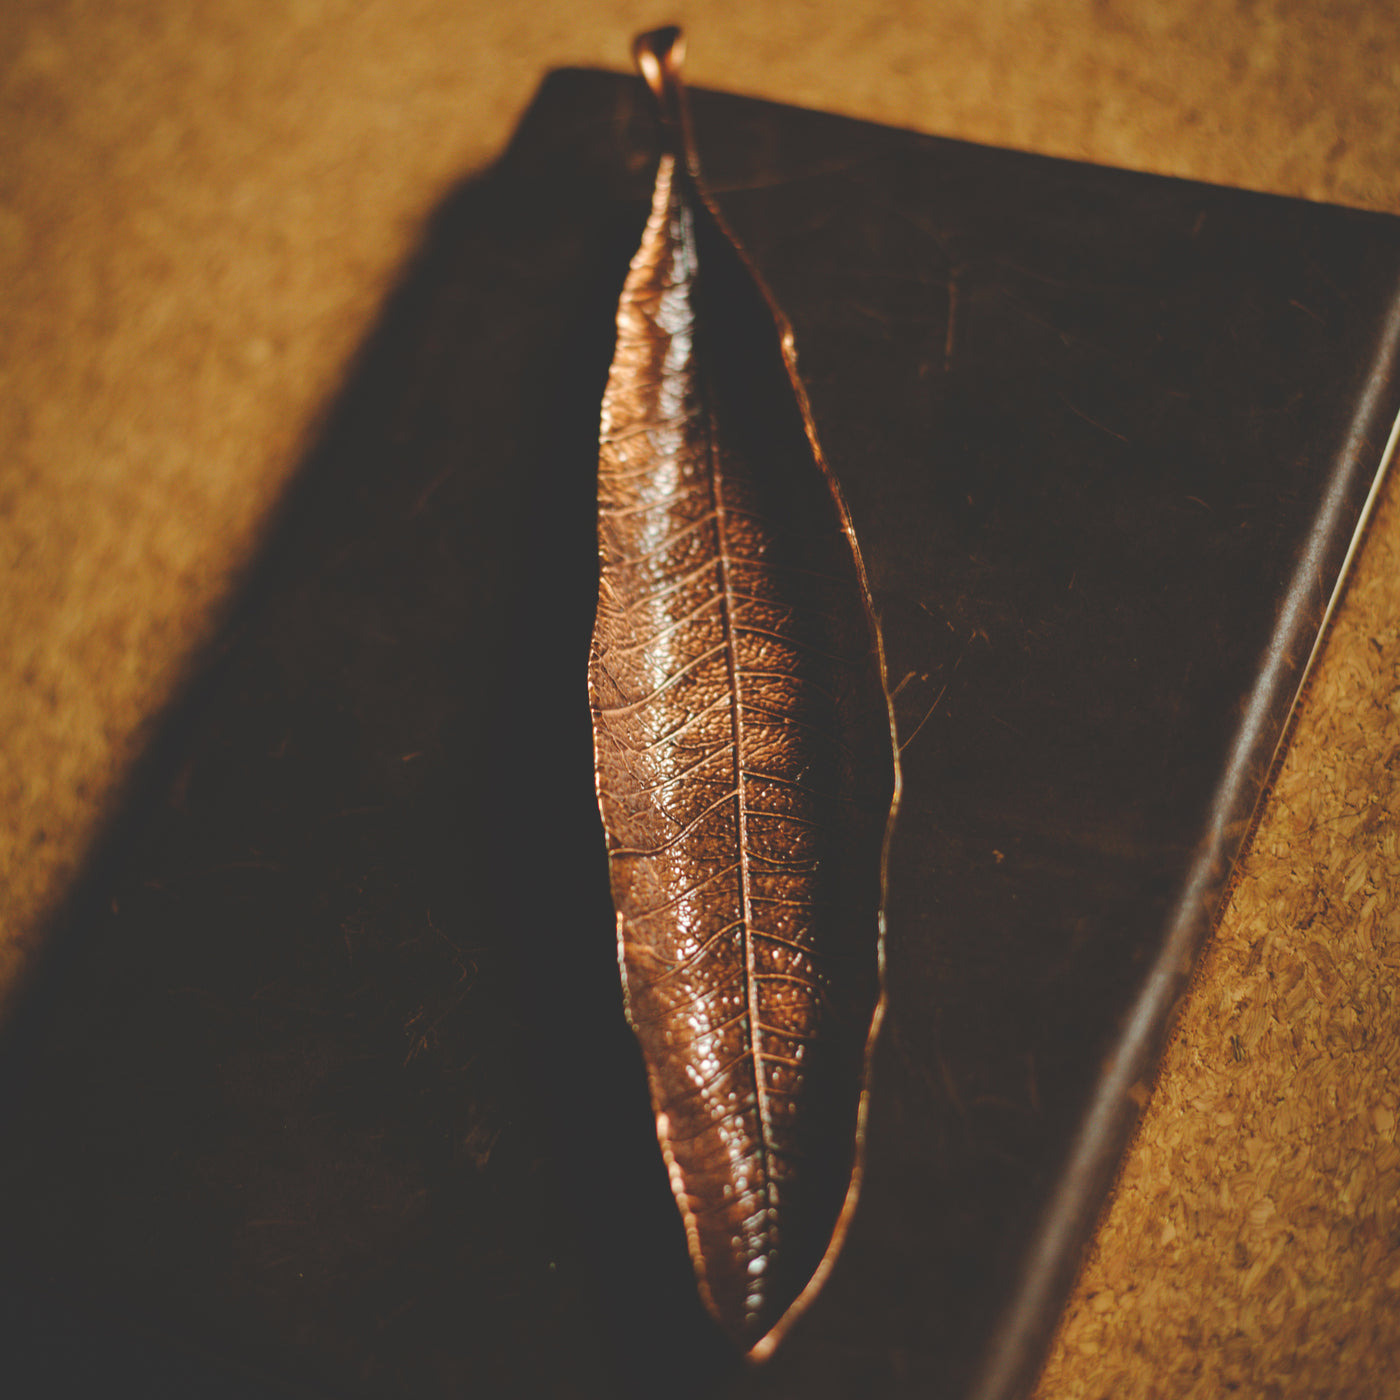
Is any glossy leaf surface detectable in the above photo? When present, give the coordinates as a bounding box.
[588,30,898,1358]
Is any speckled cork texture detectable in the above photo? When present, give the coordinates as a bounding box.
[2,2,1398,1396]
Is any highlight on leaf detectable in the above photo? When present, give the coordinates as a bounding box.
[587,27,899,1360]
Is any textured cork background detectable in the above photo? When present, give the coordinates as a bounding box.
[2,1,1397,1394]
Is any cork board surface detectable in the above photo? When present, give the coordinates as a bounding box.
[2,1,1397,1394]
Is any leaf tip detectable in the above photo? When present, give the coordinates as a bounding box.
[632,26,686,98]
[632,26,695,169]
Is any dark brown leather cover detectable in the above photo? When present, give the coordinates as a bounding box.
[1,68,1397,1400]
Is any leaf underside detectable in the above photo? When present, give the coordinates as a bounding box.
[588,149,895,1354]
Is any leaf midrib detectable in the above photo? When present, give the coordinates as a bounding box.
[687,218,777,1231]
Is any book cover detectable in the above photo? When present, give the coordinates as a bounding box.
[1,68,1396,1400]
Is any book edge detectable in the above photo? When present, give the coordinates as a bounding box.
[969,286,1400,1400]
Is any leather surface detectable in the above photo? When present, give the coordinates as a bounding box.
[0,68,1396,1400]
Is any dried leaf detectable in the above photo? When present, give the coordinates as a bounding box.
[587,29,899,1358]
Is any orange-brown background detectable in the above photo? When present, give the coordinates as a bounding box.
[3,2,1397,1395]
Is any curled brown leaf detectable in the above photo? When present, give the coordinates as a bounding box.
[588,27,899,1359]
